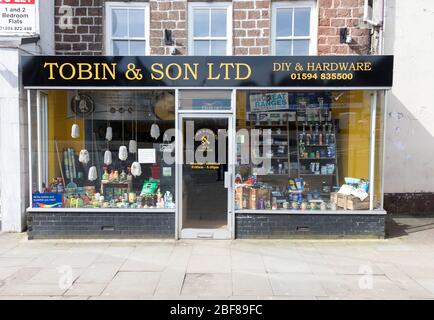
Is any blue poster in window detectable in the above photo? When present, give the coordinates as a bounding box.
[249,92,290,112]
[192,99,231,110]
[32,193,63,208]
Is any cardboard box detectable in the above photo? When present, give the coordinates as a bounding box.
[249,188,271,209]
[335,193,369,210]
[235,186,251,209]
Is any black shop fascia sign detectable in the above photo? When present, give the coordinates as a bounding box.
[22,55,394,88]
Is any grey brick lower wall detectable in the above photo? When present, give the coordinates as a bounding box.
[27,212,175,240]
[235,214,386,239]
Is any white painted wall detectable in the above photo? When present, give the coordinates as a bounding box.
[383,0,434,193]
[0,0,54,231]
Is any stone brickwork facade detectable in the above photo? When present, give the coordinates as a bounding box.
[233,0,270,55]
[150,0,187,55]
[55,0,104,55]
[318,0,370,55]
[53,0,371,55]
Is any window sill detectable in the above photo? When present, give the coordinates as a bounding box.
[26,207,176,213]
[235,209,387,215]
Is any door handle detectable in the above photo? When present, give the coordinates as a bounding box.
[224,172,231,189]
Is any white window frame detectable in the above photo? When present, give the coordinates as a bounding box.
[105,2,150,55]
[188,2,233,56]
[271,1,318,55]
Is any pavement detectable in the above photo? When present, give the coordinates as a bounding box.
[0,216,434,300]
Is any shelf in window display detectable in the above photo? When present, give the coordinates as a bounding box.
[299,157,336,160]
[246,122,290,127]
[251,156,289,160]
[300,173,336,176]
[302,144,332,147]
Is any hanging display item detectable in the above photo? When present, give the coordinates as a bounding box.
[131,105,142,177]
[118,111,128,161]
[129,139,137,154]
[79,149,90,164]
[131,161,142,177]
[87,107,98,181]
[104,150,112,166]
[88,166,98,181]
[104,104,113,165]
[105,126,113,141]
[151,123,160,140]
[129,118,137,154]
[71,93,81,139]
[119,146,128,161]
[71,123,80,139]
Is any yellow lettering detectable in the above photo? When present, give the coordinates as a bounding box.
[306,63,315,71]
[220,63,234,80]
[339,62,349,71]
[94,63,101,80]
[166,63,182,81]
[236,63,251,80]
[184,63,198,80]
[364,62,372,71]
[102,63,116,80]
[151,63,164,81]
[208,63,221,80]
[59,63,76,80]
[273,63,281,72]
[44,62,59,80]
[77,63,93,80]
[329,63,339,71]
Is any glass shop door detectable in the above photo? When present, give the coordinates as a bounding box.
[179,114,233,239]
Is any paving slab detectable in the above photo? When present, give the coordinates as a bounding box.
[64,283,107,296]
[101,271,161,299]
[232,271,273,296]
[231,252,266,272]
[154,267,186,297]
[182,273,232,297]
[75,262,121,284]
[187,255,231,274]
[268,273,327,297]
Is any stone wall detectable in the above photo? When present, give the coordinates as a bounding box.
[233,0,270,55]
[54,0,372,56]
[318,0,371,55]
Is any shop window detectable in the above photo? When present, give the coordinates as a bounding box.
[105,2,150,55]
[188,2,232,55]
[32,90,176,210]
[235,90,380,212]
[272,1,317,55]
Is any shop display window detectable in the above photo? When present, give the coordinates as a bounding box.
[235,90,383,212]
[32,90,176,210]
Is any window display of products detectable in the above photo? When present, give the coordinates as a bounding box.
[235,90,374,212]
[32,90,176,210]
[31,89,382,214]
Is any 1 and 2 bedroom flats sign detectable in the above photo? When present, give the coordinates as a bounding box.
[22,55,394,88]
[0,0,37,35]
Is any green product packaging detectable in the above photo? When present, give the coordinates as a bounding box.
[140,180,159,196]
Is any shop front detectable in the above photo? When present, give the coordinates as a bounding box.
[23,55,393,239]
